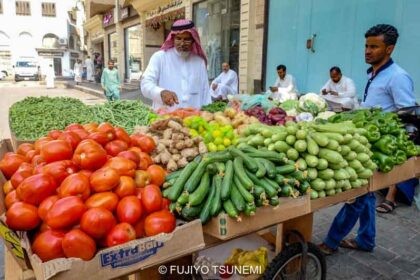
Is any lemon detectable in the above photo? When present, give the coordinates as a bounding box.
[212,130,222,138]
[225,131,234,139]
[217,144,226,151]
[208,143,218,152]
[189,129,198,137]
[223,138,231,146]
[214,137,223,145]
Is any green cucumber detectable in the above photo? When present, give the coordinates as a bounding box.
[181,203,203,221]
[230,182,246,212]
[167,161,198,201]
[184,160,208,193]
[307,168,318,180]
[206,163,218,174]
[215,162,226,175]
[319,148,344,164]
[306,135,319,156]
[221,160,234,200]
[286,148,300,161]
[199,178,216,224]
[245,170,278,198]
[233,157,253,190]
[299,181,311,194]
[255,158,267,178]
[229,147,258,172]
[311,132,329,147]
[244,202,257,216]
[257,158,277,178]
[269,196,280,206]
[188,171,210,206]
[176,191,189,205]
[276,164,296,175]
[253,185,266,199]
[223,199,239,219]
[233,176,255,203]
[281,185,292,197]
[210,175,223,216]
[165,169,183,181]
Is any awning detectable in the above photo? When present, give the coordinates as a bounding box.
[89,0,115,18]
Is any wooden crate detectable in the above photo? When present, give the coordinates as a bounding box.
[310,186,368,212]
[369,157,416,191]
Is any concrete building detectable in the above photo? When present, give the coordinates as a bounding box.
[84,0,266,93]
[0,0,84,78]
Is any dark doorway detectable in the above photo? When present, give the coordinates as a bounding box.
[53,58,62,76]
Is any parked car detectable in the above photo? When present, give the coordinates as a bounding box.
[14,60,39,82]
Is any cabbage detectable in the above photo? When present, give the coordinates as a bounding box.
[298,93,327,116]
[315,111,336,120]
[279,100,299,111]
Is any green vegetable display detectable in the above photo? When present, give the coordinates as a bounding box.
[201,101,228,113]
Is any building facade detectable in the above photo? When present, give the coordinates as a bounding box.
[84,0,266,93]
[0,0,84,78]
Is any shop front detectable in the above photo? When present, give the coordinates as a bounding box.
[36,49,67,77]
[193,0,240,80]
[124,24,141,80]
[85,14,105,81]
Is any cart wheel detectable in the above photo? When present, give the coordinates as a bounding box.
[263,242,326,280]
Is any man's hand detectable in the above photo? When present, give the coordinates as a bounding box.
[330,91,338,96]
[212,83,218,90]
[321,89,328,95]
[270,86,278,92]
[160,90,179,106]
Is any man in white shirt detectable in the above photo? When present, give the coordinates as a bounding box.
[320,66,358,110]
[269,64,298,102]
[85,56,94,82]
[210,62,238,100]
[141,19,211,110]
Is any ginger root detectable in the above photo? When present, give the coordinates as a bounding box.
[198,142,208,154]
[177,157,189,168]
[167,159,178,172]
[181,147,199,160]
[163,129,173,140]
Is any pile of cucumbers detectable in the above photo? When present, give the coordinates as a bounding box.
[162,147,308,224]
[239,121,378,199]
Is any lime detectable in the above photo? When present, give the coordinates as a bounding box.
[225,131,234,139]
[232,138,239,145]
[214,137,223,145]
[217,144,226,151]
[223,138,231,146]
[212,130,222,138]
[208,143,218,152]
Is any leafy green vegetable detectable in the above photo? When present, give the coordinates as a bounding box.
[201,101,227,113]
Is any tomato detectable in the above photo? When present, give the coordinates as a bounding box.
[41,160,78,185]
[133,218,145,238]
[31,154,45,167]
[46,196,86,229]
[79,169,93,179]
[0,153,27,179]
[16,162,33,173]
[5,190,19,209]
[106,222,136,247]
[47,130,63,139]
[85,192,119,211]
[38,195,59,221]
[10,170,33,189]
[146,165,166,187]
[39,222,51,233]
[114,127,131,144]
[161,198,171,211]
[6,202,40,230]
[16,143,35,156]
[141,184,163,214]
[83,123,98,133]
[32,230,66,262]
[105,140,128,157]
[137,152,153,170]
[89,167,120,192]
[71,129,89,140]
[87,131,111,146]
[128,146,142,156]
[58,131,81,150]
[16,173,57,206]
[116,196,143,225]
[114,176,136,198]
[144,210,176,237]
[97,122,115,135]
[134,170,150,188]
[80,207,116,239]
[104,157,136,177]
[62,229,97,260]
[65,123,84,131]
[130,134,156,154]
[117,150,140,165]
[40,140,73,163]
[34,136,53,153]
[25,150,37,162]
[3,180,14,195]
[73,139,108,170]
[58,173,91,200]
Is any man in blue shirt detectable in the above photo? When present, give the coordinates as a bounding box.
[319,24,416,255]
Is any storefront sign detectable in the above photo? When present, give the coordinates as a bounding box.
[145,0,183,19]
[103,10,114,27]
[145,8,185,30]
[120,7,129,20]
[70,52,79,58]
[37,50,64,57]
[91,27,105,42]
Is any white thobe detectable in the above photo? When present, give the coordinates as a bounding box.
[270,74,298,102]
[210,69,238,99]
[141,48,211,110]
[74,62,82,83]
[320,75,358,109]
[85,58,94,81]
[46,67,55,88]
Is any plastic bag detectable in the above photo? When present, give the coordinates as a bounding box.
[240,93,274,112]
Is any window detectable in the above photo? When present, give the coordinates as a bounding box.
[16,1,31,16]
[42,2,56,17]
[0,1,3,14]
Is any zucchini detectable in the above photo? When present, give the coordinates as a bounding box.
[210,175,223,216]
[274,141,291,153]
[286,135,296,146]
[294,140,307,153]
[221,160,234,200]
[169,202,177,213]
[269,196,280,206]
[229,147,258,172]
[233,176,255,203]
[310,190,319,200]
[319,132,345,143]
[176,191,189,206]
[280,185,292,197]
[223,199,239,219]
[199,178,216,224]
[340,145,351,156]
[206,163,218,174]
[244,202,257,216]
[230,182,246,212]
[162,178,176,189]
[319,148,344,164]
[276,164,296,175]
[184,160,208,193]
[310,178,326,191]
[326,189,336,196]
[326,139,340,151]
[275,174,285,185]
[188,171,210,206]
[325,179,336,190]
[286,148,300,161]
[296,158,307,171]
[318,168,334,180]
[296,129,307,140]
[306,135,319,156]
[203,150,233,163]
[255,158,267,178]
[307,168,318,180]
[257,158,277,178]
[304,154,319,168]
[291,170,308,181]
[318,190,326,198]
[345,151,357,161]
[253,185,266,200]
[165,169,183,181]
[316,158,329,170]
[233,157,253,190]
[356,153,370,163]
[357,168,373,179]
[246,170,278,198]
[167,161,198,201]
[299,180,311,194]
[311,132,329,147]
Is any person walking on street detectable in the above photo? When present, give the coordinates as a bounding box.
[141,19,211,110]
[85,56,94,82]
[74,59,82,85]
[318,24,416,255]
[45,64,55,89]
[101,60,121,101]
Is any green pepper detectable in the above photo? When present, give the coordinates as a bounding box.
[364,124,380,142]
[405,142,419,157]
[393,150,407,165]
[372,151,395,173]
[373,135,397,155]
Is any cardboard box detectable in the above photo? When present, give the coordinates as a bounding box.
[10,130,34,152]
[203,196,310,240]
[310,186,368,212]
[369,157,416,192]
[0,139,205,279]
[415,157,420,177]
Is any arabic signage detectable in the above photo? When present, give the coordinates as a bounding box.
[120,7,129,20]
[145,0,183,20]
[37,50,64,57]
[103,10,114,27]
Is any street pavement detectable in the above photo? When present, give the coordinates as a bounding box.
[0,82,419,280]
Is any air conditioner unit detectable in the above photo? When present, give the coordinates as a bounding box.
[58,38,68,46]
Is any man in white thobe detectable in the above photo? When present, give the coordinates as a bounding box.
[46,64,55,89]
[269,64,298,102]
[85,56,94,82]
[73,60,82,85]
[320,66,358,110]
[141,19,210,110]
[210,62,238,100]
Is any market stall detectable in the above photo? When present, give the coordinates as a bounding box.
[1,94,419,280]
